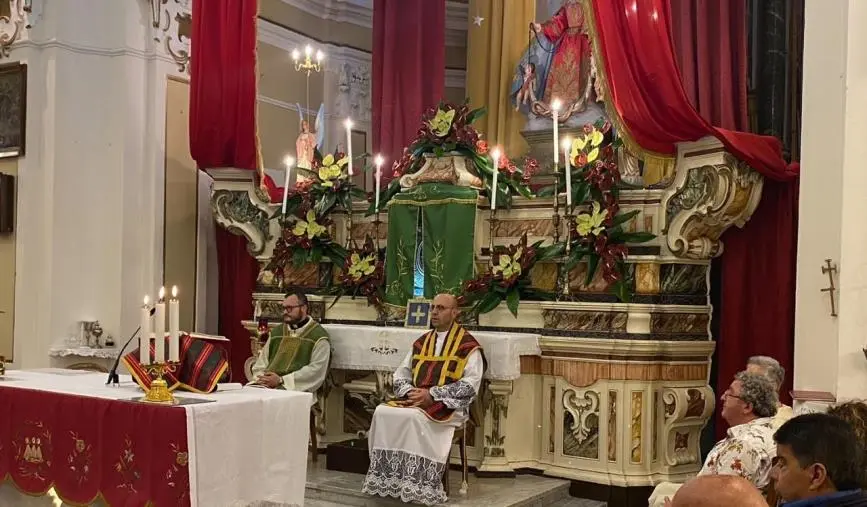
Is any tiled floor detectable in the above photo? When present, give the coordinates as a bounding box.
[305,459,607,507]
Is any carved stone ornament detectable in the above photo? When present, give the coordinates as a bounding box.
[663,154,763,259]
[400,153,483,190]
[661,386,715,467]
[210,189,273,256]
[0,0,30,58]
[146,0,192,73]
[562,389,600,448]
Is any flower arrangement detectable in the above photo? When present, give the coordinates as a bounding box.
[374,99,536,211]
[283,148,367,218]
[329,236,384,308]
[542,122,655,302]
[266,205,347,281]
[460,234,563,317]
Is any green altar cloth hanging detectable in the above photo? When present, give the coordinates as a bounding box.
[384,183,478,307]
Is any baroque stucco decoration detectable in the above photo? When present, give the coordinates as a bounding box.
[0,0,34,58]
[333,59,371,124]
[147,0,192,73]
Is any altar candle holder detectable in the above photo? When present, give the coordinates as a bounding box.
[561,211,576,297]
[488,208,499,267]
[345,206,354,248]
[140,361,181,405]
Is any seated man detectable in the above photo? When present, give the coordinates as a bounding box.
[773,413,867,506]
[649,371,779,506]
[746,355,795,429]
[249,291,330,392]
[361,293,485,506]
[665,475,768,507]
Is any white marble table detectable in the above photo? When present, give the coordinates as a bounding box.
[323,324,541,380]
[0,369,310,507]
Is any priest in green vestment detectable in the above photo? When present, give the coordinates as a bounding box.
[249,291,331,392]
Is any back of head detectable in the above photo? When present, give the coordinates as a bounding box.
[746,355,786,391]
[670,475,767,507]
[774,413,866,492]
[828,401,867,452]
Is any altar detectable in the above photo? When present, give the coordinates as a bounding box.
[0,370,311,507]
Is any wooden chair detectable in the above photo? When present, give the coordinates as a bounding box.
[309,356,334,462]
[442,382,485,497]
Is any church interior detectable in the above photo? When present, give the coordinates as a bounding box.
[0,0,864,506]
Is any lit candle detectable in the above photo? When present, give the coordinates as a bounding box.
[374,154,384,213]
[169,286,180,362]
[304,44,312,57]
[140,295,151,366]
[281,155,295,215]
[563,138,572,208]
[154,287,166,363]
[315,50,324,63]
[344,119,354,176]
[491,148,501,210]
[552,99,561,169]
[291,49,300,61]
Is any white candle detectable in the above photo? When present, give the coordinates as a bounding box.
[281,155,294,215]
[374,154,384,213]
[140,295,151,365]
[563,138,572,208]
[552,99,561,168]
[154,287,166,363]
[491,148,501,210]
[344,119,354,176]
[169,285,180,362]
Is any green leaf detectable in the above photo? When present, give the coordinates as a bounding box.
[607,210,640,229]
[584,254,600,287]
[350,187,367,199]
[537,242,565,262]
[434,146,445,157]
[536,185,555,197]
[316,192,338,216]
[327,243,349,264]
[618,232,656,244]
[310,246,323,264]
[564,247,588,271]
[505,288,520,318]
[467,106,487,123]
[573,181,591,206]
[291,248,308,268]
[613,280,632,303]
[476,291,503,315]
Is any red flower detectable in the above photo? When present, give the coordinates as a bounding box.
[577,153,588,167]
[476,139,489,155]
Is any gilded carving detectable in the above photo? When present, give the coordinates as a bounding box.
[663,157,763,260]
[630,392,643,463]
[211,190,272,256]
[562,389,600,459]
[608,391,617,462]
[542,310,627,332]
[635,263,660,294]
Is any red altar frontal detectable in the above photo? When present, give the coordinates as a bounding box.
[0,384,191,506]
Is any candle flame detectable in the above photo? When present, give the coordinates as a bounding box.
[158,286,165,301]
[315,50,324,61]
[304,45,312,56]
[143,295,150,306]
[491,147,501,160]
[283,155,295,167]
[171,285,178,298]
[344,118,354,129]
[374,154,384,167]
[551,99,562,111]
[291,49,300,61]
[562,138,572,150]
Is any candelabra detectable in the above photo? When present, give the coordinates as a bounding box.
[291,45,324,127]
[561,209,575,297]
[140,361,180,405]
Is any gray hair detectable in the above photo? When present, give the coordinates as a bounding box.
[747,355,786,390]
[734,371,779,418]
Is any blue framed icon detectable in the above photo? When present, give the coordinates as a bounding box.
[404,299,432,329]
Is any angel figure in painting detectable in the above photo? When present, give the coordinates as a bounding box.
[295,103,325,182]
[514,62,538,111]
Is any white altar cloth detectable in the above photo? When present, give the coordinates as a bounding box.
[323,324,541,380]
[0,369,311,507]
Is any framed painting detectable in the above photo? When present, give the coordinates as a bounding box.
[404,298,432,329]
[0,62,25,158]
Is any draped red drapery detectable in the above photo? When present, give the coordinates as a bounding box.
[372,0,446,180]
[190,0,260,382]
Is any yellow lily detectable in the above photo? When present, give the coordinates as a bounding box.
[292,210,326,239]
[427,108,455,137]
[575,201,608,237]
[492,251,522,279]
[347,253,376,280]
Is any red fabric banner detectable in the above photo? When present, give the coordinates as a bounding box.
[589,0,797,181]
[189,0,259,171]
[373,0,446,180]
[0,386,189,506]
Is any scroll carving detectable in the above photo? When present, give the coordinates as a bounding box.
[660,386,715,467]
[563,389,600,459]
[147,0,192,73]
[211,190,274,257]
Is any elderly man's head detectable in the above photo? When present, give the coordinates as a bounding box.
[720,371,778,426]
[667,475,767,507]
[430,293,460,332]
[746,355,786,393]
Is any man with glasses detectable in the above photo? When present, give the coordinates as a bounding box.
[362,293,485,505]
[249,291,330,392]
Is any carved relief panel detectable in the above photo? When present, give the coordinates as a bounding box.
[146,0,192,73]
[660,386,715,469]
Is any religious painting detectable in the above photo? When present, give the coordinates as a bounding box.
[404,299,431,328]
[0,62,26,158]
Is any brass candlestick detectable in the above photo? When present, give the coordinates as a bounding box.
[140,361,180,405]
[561,211,575,296]
[345,205,354,248]
[373,211,382,250]
[488,208,499,266]
[551,169,561,244]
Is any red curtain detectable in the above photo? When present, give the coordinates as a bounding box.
[373,0,446,179]
[589,0,797,181]
[190,0,260,382]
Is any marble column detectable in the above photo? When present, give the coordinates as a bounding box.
[794,0,867,404]
[11,0,189,367]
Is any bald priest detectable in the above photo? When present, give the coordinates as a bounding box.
[361,294,486,505]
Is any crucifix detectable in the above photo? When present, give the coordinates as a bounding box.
[821,259,838,317]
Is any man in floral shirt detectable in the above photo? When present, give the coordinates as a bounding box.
[649,371,779,506]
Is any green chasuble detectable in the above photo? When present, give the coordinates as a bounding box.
[385,182,478,307]
[265,319,330,380]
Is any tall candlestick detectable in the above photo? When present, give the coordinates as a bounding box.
[374,154,384,213]
[563,138,572,208]
[491,148,501,210]
[140,295,151,366]
[154,287,166,363]
[169,285,180,362]
[344,119,354,176]
[281,155,294,215]
[552,99,561,168]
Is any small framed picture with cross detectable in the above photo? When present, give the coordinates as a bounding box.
[404,298,432,329]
